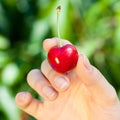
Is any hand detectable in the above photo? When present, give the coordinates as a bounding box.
[15,38,120,120]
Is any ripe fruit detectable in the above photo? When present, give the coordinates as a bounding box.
[47,6,78,73]
[48,44,78,73]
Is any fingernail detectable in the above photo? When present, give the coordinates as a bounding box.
[42,86,57,100]
[83,55,92,70]
[54,77,69,90]
[17,92,28,103]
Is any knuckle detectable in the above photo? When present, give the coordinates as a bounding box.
[108,87,118,104]
[91,66,103,82]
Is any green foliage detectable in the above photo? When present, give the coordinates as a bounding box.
[0,0,120,119]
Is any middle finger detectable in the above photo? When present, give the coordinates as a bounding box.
[41,59,70,92]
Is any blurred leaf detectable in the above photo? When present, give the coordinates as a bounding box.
[3,0,16,7]
[0,86,20,120]
[27,19,49,55]
[0,52,10,68]
[16,0,29,13]
[0,3,9,34]
[77,38,104,57]
[113,1,120,58]
[1,63,20,86]
[0,35,10,49]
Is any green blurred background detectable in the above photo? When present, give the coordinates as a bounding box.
[0,0,120,120]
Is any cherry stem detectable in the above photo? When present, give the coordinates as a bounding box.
[57,5,62,47]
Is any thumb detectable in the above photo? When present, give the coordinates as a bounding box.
[75,54,118,105]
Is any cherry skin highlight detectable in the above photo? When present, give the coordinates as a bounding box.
[48,44,79,73]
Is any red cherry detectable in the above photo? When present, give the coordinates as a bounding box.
[48,44,79,73]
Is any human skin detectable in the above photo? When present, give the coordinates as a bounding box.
[15,38,120,120]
